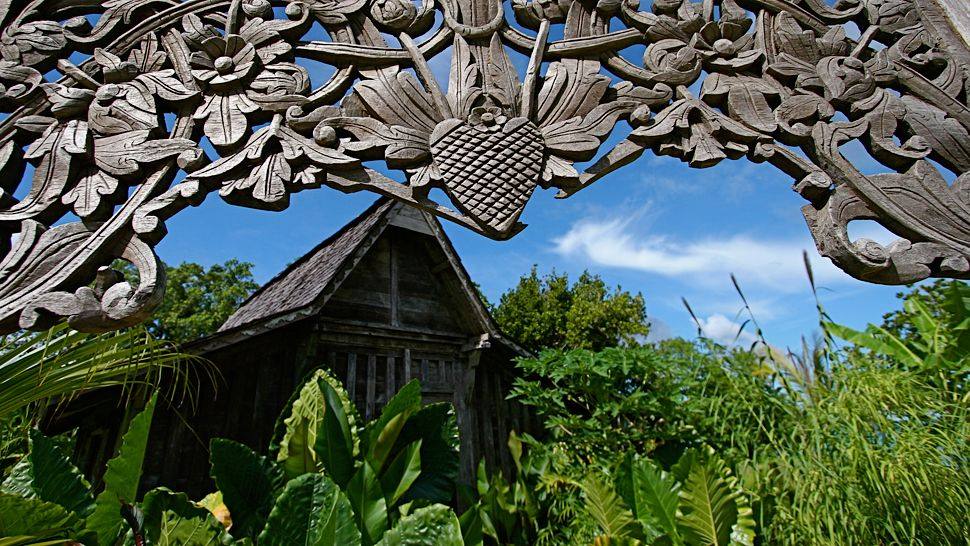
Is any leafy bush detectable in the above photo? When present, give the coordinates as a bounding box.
[0,369,471,546]
[510,341,788,470]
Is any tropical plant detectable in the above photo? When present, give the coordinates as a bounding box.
[827,279,969,396]
[215,368,463,545]
[0,392,160,545]
[510,342,787,470]
[0,323,189,421]
[584,447,756,546]
[493,267,649,353]
[469,433,589,546]
[0,369,472,546]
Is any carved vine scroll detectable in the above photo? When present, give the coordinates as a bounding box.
[0,0,967,332]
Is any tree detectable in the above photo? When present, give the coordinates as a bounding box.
[492,267,649,353]
[148,260,259,344]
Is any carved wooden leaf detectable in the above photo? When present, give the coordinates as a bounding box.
[62,170,119,218]
[5,121,87,219]
[94,130,198,176]
[135,70,197,102]
[535,60,611,128]
[900,95,970,172]
[484,32,519,112]
[129,34,167,73]
[542,100,638,160]
[355,70,441,135]
[220,152,292,209]
[193,93,259,147]
[447,34,482,119]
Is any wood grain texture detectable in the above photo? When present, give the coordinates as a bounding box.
[1,0,969,334]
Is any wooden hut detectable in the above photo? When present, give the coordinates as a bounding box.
[51,198,533,497]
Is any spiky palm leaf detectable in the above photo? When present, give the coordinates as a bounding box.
[0,323,196,419]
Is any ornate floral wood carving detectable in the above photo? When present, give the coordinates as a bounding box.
[0,0,967,332]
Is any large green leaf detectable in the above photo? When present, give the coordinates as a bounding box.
[157,510,224,546]
[379,441,422,507]
[0,493,83,544]
[365,381,421,471]
[210,438,284,539]
[396,403,459,504]
[348,459,389,546]
[376,504,463,546]
[458,505,484,546]
[258,473,360,546]
[583,477,644,542]
[86,393,158,546]
[1,429,94,517]
[317,371,361,485]
[676,450,755,546]
[139,487,215,544]
[277,370,360,485]
[619,456,681,541]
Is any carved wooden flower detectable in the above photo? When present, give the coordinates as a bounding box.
[190,35,258,88]
[185,21,309,148]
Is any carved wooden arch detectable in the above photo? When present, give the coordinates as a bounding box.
[0,0,967,333]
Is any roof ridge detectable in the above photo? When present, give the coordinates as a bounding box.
[217,197,394,331]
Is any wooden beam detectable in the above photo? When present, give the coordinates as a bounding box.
[386,356,396,403]
[366,354,377,420]
[389,230,400,327]
[403,348,412,384]
[346,352,357,402]
[455,349,481,503]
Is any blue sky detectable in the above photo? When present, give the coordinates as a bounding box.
[157,137,910,351]
[57,7,909,350]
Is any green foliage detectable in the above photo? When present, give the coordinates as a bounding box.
[0,493,85,545]
[493,267,649,352]
[87,393,158,545]
[258,473,360,546]
[210,438,284,539]
[675,449,754,546]
[0,392,166,546]
[581,478,642,542]
[0,323,189,421]
[146,259,259,343]
[375,504,464,546]
[277,370,361,484]
[829,279,969,394]
[1,428,94,517]
[582,449,756,546]
[511,343,785,468]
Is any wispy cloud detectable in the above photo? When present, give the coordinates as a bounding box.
[696,313,758,346]
[552,214,855,292]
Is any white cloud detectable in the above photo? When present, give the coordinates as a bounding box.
[696,313,758,346]
[552,215,855,292]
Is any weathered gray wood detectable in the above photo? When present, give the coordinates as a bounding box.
[346,352,357,402]
[1,0,968,334]
[403,348,412,384]
[386,356,396,403]
[366,353,377,420]
[456,349,480,493]
[389,231,400,327]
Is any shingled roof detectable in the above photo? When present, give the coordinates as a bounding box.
[218,199,394,332]
[203,198,528,359]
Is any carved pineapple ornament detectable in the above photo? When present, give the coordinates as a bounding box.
[0,0,967,334]
[430,105,545,234]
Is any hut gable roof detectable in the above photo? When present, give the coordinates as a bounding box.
[218,199,393,332]
[200,198,527,356]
